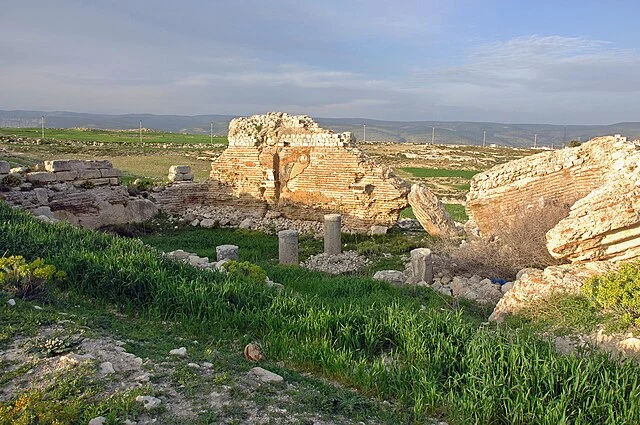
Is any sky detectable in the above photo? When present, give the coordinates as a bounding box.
[1,0,639,124]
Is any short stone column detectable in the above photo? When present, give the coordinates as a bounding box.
[278,230,299,265]
[324,214,342,255]
[410,248,433,285]
[216,244,239,262]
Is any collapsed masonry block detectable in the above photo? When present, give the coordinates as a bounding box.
[216,245,239,262]
[408,183,459,238]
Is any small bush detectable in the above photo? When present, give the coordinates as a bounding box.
[452,202,567,279]
[0,255,66,301]
[78,180,95,189]
[224,260,267,284]
[583,262,640,328]
[1,174,22,188]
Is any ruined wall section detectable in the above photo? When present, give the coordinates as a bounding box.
[203,112,408,231]
[546,141,640,262]
[0,159,157,228]
[466,137,629,238]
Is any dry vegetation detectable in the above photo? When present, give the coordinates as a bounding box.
[451,203,568,279]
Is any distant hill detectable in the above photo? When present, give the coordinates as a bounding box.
[2,110,639,148]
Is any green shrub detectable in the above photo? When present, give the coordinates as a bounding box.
[133,178,154,192]
[78,180,95,189]
[224,260,267,284]
[1,174,22,188]
[0,255,66,300]
[583,262,640,328]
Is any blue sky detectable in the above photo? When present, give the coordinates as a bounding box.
[1,0,639,124]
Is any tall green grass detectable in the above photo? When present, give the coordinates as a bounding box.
[2,202,640,424]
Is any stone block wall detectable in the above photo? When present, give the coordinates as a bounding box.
[0,159,156,228]
[203,113,409,231]
[466,136,630,238]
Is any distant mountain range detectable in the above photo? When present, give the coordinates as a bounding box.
[2,110,639,148]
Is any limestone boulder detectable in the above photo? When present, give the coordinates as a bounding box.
[408,183,459,238]
[489,261,618,323]
[546,144,640,263]
[466,136,634,239]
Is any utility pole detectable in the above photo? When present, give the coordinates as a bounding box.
[210,122,213,144]
[483,130,486,148]
[363,124,366,142]
[41,116,44,138]
[534,134,537,149]
[139,120,142,143]
[431,127,435,146]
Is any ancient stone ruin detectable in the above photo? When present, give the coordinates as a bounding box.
[467,135,640,263]
[156,112,410,232]
[408,183,459,238]
[468,135,640,321]
[0,159,157,228]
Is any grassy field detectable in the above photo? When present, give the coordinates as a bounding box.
[3,203,640,424]
[401,204,468,223]
[399,167,479,179]
[0,127,227,145]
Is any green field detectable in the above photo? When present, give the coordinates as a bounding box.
[401,204,468,223]
[0,127,228,145]
[3,203,640,424]
[400,167,479,179]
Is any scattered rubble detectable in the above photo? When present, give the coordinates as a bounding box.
[302,251,370,274]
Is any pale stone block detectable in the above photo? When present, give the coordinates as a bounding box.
[0,161,9,174]
[77,169,102,179]
[26,172,57,183]
[324,214,342,255]
[100,168,122,178]
[278,229,299,265]
[55,170,78,181]
[169,165,191,174]
[216,245,239,262]
[410,248,433,285]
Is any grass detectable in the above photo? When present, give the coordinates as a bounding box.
[400,204,468,223]
[3,203,640,423]
[400,167,479,179]
[0,127,227,145]
[444,204,468,223]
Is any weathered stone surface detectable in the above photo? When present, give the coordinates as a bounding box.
[168,172,194,182]
[408,248,433,285]
[278,230,299,265]
[324,214,342,255]
[0,161,9,174]
[169,165,191,174]
[26,172,57,183]
[77,169,102,179]
[546,140,640,262]
[99,168,122,178]
[467,136,632,239]
[216,245,239,262]
[489,261,618,322]
[55,170,78,181]
[248,367,284,384]
[44,159,112,172]
[408,184,459,238]
[373,270,405,285]
[208,112,409,232]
